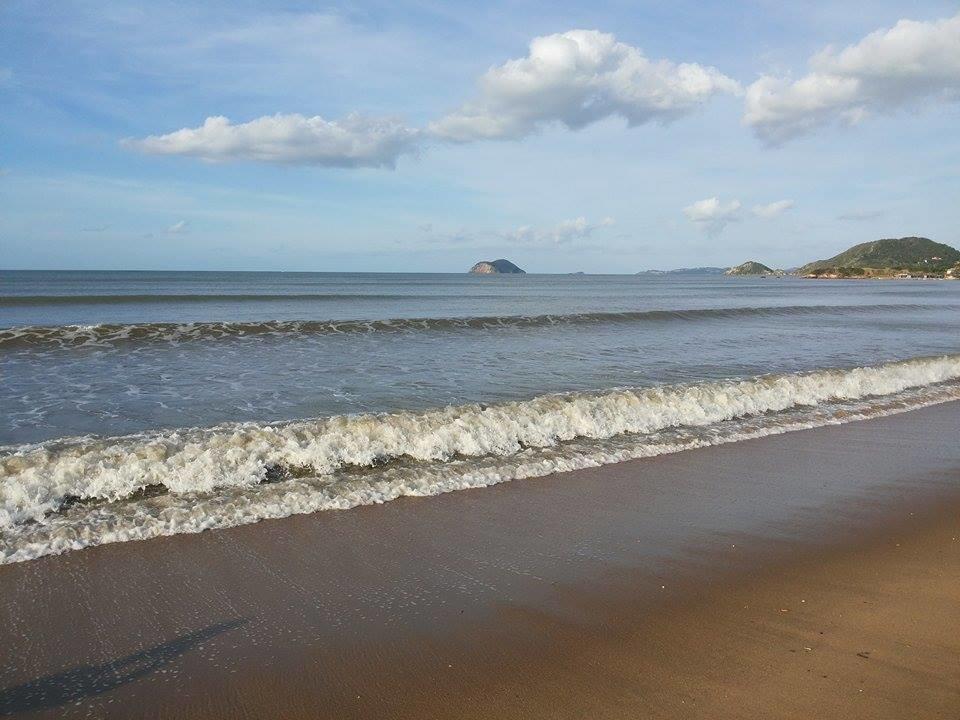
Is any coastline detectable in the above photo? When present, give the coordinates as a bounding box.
[1,401,959,718]
[798,274,957,280]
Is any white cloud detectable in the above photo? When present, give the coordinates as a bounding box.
[167,220,188,234]
[125,113,420,168]
[752,199,794,218]
[745,13,960,144]
[502,216,615,245]
[683,197,742,236]
[429,29,740,142]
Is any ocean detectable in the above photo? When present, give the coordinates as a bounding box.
[2,270,959,563]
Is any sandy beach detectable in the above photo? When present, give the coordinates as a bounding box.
[1,401,958,719]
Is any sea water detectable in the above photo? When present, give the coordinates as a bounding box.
[2,270,959,562]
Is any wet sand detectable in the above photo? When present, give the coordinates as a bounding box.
[1,401,959,719]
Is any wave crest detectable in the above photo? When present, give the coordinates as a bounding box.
[0,303,941,349]
[3,354,959,538]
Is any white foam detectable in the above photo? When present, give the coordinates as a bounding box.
[2,354,960,563]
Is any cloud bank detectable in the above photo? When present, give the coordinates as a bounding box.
[430,30,740,142]
[123,15,960,166]
[125,114,421,168]
[745,13,960,143]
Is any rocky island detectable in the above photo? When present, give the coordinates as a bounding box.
[469,259,526,274]
[725,261,783,276]
[637,267,726,276]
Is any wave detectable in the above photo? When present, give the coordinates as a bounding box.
[0,303,942,349]
[2,354,959,563]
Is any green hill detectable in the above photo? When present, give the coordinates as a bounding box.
[799,237,960,276]
[726,261,776,276]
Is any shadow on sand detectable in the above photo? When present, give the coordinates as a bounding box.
[0,618,247,716]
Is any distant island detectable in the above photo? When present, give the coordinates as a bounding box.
[713,237,960,280]
[468,238,960,279]
[636,267,726,276]
[798,237,960,278]
[726,261,784,276]
[469,259,526,274]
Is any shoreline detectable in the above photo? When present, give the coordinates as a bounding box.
[798,274,957,280]
[1,401,959,718]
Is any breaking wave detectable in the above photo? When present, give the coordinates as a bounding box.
[0,303,943,349]
[2,354,959,563]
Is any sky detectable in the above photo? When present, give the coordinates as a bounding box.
[1,0,959,273]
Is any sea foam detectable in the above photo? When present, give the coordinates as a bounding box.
[2,354,959,563]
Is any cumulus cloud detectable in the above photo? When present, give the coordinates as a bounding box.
[121,29,739,166]
[502,216,615,245]
[745,13,960,143]
[683,197,742,236]
[167,220,189,234]
[752,199,794,218]
[429,30,740,142]
[125,113,421,168]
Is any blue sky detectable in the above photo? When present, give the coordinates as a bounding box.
[1,0,958,272]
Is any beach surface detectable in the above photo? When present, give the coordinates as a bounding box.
[1,401,958,719]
